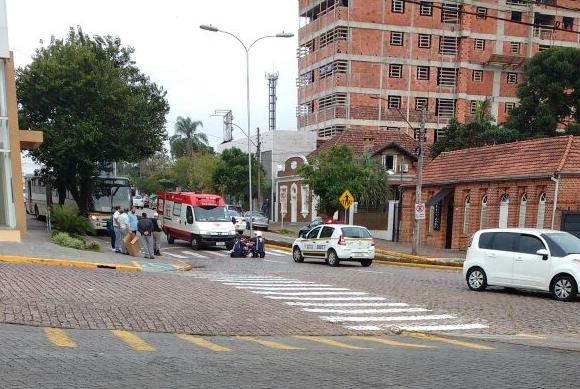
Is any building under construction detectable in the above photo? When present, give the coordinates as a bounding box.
[297,0,580,145]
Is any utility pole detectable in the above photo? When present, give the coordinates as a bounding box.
[256,127,262,209]
[412,108,426,255]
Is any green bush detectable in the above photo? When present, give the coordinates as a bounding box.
[50,205,95,236]
[52,231,101,251]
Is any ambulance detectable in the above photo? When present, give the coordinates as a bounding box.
[156,191,236,250]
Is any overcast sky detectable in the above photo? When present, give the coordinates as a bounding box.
[7,0,299,172]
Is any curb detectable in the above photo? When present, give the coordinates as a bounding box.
[0,255,141,272]
[265,240,463,269]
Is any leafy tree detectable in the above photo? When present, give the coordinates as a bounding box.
[505,47,580,136]
[298,146,391,216]
[169,116,211,158]
[213,148,265,208]
[17,27,169,215]
[170,153,219,193]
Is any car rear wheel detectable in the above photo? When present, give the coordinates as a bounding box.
[466,267,487,291]
[327,249,340,267]
[551,275,577,302]
[360,258,372,267]
[191,236,200,250]
[293,247,304,263]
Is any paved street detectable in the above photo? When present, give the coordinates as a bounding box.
[0,323,578,388]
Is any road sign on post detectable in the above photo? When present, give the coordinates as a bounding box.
[339,190,355,210]
[415,203,426,220]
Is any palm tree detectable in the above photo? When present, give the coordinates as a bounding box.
[170,116,208,157]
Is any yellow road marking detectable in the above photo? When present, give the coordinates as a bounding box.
[403,332,495,350]
[515,333,546,339]
[112,330,155,352]
[294,336,369,350]
[349,336,435,349]
[176,334,232,352]
[236,336,302,350]
[44,328,77,348]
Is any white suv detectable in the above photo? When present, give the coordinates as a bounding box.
[463,228,580,301]
[292,224,375,267]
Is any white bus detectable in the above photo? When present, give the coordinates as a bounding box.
[25,175,132,231]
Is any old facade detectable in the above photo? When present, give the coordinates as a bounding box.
[401,136,580,250]
[297,0,580,143]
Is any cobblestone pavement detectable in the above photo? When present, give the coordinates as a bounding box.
[1,240,579,337]
[0,323,578,389]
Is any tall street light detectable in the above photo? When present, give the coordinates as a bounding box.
[200,24,293,237]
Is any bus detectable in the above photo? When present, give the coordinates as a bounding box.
[25,175,132,231]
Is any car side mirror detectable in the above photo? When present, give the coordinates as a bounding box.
[536,248,549,260]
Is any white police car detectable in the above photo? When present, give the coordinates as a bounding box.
[292,224,375,267]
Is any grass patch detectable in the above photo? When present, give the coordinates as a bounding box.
[274,229,295,236]
[52,232,101,252]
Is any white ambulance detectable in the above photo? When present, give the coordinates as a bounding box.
[156,191,236,250]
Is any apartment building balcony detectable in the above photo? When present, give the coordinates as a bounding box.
[298,106,347,127]
[483,54,527,69]
[297,73,348,101]
[299,2,349,39]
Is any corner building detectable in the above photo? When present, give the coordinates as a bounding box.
[297,0,580,143]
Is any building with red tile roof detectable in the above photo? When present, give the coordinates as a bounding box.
[401,136,580,250]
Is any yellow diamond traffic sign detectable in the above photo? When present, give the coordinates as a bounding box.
[339,190,355,209]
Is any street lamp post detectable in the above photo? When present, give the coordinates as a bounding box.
[369,95,425,255]
[200,24,293,237]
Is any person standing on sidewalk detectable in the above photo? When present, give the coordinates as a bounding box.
[112,206,122,253]
[118,208,130,254]
[138,212,155,259]
[152,212,162,256]
[128,207,138,235]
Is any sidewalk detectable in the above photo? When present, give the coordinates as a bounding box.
[0,218,191,272]
[266,222,466,267]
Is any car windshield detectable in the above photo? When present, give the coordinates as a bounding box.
[341,226,372,239]
[194,206,229,222]
[541,232,580,257]
[228,210,241,217]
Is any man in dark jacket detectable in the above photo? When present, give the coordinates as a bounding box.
[152,212,162,255]
[137,212,155,259]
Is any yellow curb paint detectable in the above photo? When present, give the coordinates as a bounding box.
[374,259,461,271]
[403,332,495,350]
[348,336,435,349]
[236,336,302,350]
[0,256,141,272]
[112,330,155,352]
[265,244,291,252]
[293,336,370,350]
[176,334,232,352]
[44,328,77,348]
[376,249,437,261]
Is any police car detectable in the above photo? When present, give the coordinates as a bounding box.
[292,224,375,267]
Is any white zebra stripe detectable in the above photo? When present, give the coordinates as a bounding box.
[237,287,351,291]
[321,314,455,323]
[285,302,408,307]
[264,296,387,301]
[397,323,489,331]
[254,291,367,296]
[303,308,429,314]
[181,251,207,258]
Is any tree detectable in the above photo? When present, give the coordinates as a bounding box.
[169,116,211,158]
[170,153,219,192]
[505,47,580,137]
[17,27,169,215]
[213,148,265,208]
[297,146,391,216]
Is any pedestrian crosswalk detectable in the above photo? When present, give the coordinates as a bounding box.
[157,248,292,261]
[194,273,489,334]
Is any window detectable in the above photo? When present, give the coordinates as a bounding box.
[417,66,430,80]
[390,31,404,46]
[480,195,488,229]
[420,1,433,16]
[186,206,194,224]
[470,100,478,114]
[518,234,546,255]
[319,60,348,80]
[491,232,517,252]
[388,95,401,109]
[441,3,460,24]
[539,44,551,52]
[507,73,518,84]
[318,93,347,109]
[418,34,431,48]
[429,205,435,233]
[306,226,321,239]
[510,42,521,54]
[173,203,182,217]
[563,17,574,30]
[415,97,428,111]
[511,11,522,22]
[342,226,372,238]
[439,36,459,55]
[437,68,457,86]
[319,26,349,48]
[475,39,485,51]
[499,193,510,228]
[476,7,487,19]
[435,98,455,117]
[463,195,471,234]
[478,232,494,249]
[518,193,527,228]
[383,155,397,172]
[319,226,335,239]
[536,192,546,228]
[392,0,405,13]
[505,102,515,113]
[389,64,403,78]
[472,70,483,82]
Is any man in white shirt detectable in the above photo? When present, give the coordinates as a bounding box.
[118,208,130,254]
[112,206,122,253]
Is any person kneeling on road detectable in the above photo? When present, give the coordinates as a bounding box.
[138,212,155,259]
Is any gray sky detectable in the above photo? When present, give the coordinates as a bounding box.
[8,0,299,172]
